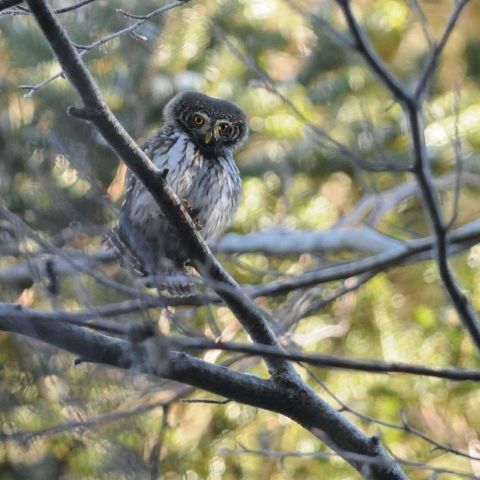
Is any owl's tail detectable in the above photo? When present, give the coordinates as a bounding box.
[104,225,148,277]
[104,226,194,296]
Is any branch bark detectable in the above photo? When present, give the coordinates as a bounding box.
[0,303,407,479]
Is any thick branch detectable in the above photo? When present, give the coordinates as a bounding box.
[3,302,477,381]
[0,305,407,479]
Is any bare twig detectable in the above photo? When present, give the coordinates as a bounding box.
[148,406,169,480]
[1,0,96,16]
[406,0,434,48]
[173,336,480,382]
[415,0,471,100]
[212,23,410,173]
[448,84,464,230]
[19,0,191,96]
[0,387,189,445]
[221,445,477,479]
[307,370,480,462]
[181,397,231,404]
[335,0,410,104]
[278,272,376,332]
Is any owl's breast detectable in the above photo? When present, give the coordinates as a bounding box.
[185,153,241,242]
[149,133,241,242]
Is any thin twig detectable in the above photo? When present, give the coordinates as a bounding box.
[335,0,410,104]
[19,0,191,96]
[172,336,480,382]
[0,0,96,16]
[148,406,169,480]
[306,370,480,462]
[448,84,464,230]
[415,0,471,100]
[212,23,410,173]
[406,0,434,48]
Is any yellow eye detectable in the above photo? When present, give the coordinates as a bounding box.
[218,123,228,132]
[193,115,204,126]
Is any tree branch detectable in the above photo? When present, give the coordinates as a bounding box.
[3,302,478,381]
[415,0,471,100]
[0,303,407,478]
[2,219,479,305]
[334,0,480,353]
[335,0,410,104]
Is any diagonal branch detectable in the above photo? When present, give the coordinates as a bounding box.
[335,0,410,104]
[0,302,406,479]
[415,0,471,100]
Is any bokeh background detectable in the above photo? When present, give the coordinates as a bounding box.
[2,0,480,478]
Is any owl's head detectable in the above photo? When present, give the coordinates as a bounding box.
[164,91,248,155]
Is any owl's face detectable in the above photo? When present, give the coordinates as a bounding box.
[164,91,248,156]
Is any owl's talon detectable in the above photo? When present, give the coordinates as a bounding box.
[181,199,202,230]
[161,168,169,179]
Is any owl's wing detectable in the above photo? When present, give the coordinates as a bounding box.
[121,128,174,218]
[105,127,184,276]
[105,168,148,275]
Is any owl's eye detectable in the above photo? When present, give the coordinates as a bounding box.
[193,115,205,126]
[218,123,230,134]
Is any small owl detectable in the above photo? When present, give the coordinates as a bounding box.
[107,91,248,290]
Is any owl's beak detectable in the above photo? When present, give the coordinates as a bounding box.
[204,129,214,144]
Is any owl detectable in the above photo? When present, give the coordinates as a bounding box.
[107,91,248,291]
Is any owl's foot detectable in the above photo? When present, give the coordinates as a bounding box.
[139,273,195,296]
[181,199,203,230]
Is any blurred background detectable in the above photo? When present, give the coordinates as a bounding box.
[2,0,480,478]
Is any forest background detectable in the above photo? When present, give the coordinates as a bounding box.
[2,0,480,478]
